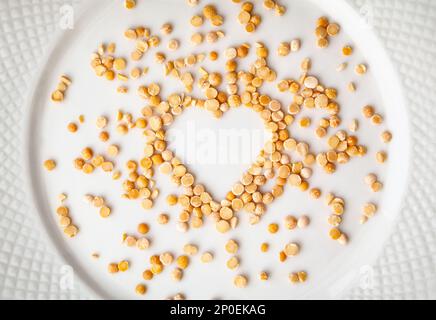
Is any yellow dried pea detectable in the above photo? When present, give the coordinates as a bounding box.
[159,252,174,266]
[191,32,203,45]
[114,58,127,71]
[362,105,375,118]
[167,194,178,206]
[268,223,279,234]
[371,114,384,125]
[187,0,199,6]
[183,244,199,256]
[137,223,149,234]
[234,275,248,288]
[376,151,388,164]
[381,131,392,143]
[64,225,79,238]
[118,260,129,272]
[216,219,231,233]
[327,23,340,36]
[51,90,64,102]
[142,269,153,280]
[259,271,269,281]
[157,213,169,224]
[201,252,214,263]
[44,159,56,171]
[59,216,71,227]
[225,239,239,254]
[167,39,180,51]
[317,37,329,48]
[363,202,378,219]
[191,15,204,27]
[278,42,290,56]
[297,271,307,282]
[226,256,240,270]
[329,228,342,240]
[135,284,147,295]
[342,45,353,56]
[171,268,183,281]
[108,263,119,273]
[355,63,368,75]
[99,206,111,218]
[279,251,287,262]
[176,255,190,269]
[371,181,383,192]
[67,122,78,133]
[124,0,136,9]
[161,23,173,35]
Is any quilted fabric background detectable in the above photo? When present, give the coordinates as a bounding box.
[0,0,435,299]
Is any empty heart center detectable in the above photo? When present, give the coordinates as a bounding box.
[167,107,271,200]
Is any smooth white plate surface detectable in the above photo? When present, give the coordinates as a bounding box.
[21,0,411,299]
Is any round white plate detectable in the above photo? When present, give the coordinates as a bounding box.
[20,0,412,299]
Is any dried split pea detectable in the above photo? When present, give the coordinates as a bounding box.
[171,268,183,281]
[289,272,299,284]
[376,151,388,164]
[278,42,290,56]
[51,90,64,102]
[260,242,269,252]
[338,234,348,245]
[284,215,297,230]
[142,269,153,280]
[114,58,127,71]
[157,213,169,224]
[136,238,150,250]
[167,39,180,51]
[297,215,310,228]
[342,45,353,56]
[135,284,147,295]
[161,23,173,35]
[64,225,78,238]
[176,255,189,269]
[67,122,78,133]
[259,271,269,281]
[363,203,377,218]
[355,64,367,75]
[99,206,111,218]
[118,260,129,272]
[160,252,174,265]
[284,243,300,257]
[329,228,342,240]
[327,23,340,36]
[234,275,248,288]
[201,252,214,263]
[187,0,199,6]
[226,256,240,270]
[381,131,392,143]
[297,271,308,282]
[279,251,287,262]
[371,114,383,125]
[108,263,119,273]
[124,0,136,9]
[371,181,383,192]
[183,244,199,256]
[268,223,279,234]
[225,239,239,254]
[362,105,375,118]
[166,194,178,206]
[137,223,149,234]
[216,220,230,233]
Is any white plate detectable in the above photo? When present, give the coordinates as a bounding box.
[1,0,434,300]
